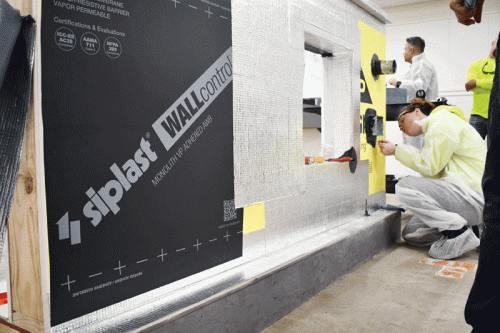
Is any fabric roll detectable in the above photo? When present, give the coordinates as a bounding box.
[0,13,37,264]
[0,0,22,89]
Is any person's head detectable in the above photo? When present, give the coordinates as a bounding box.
[489,37,498,59]
[398,98,435,136]
[404,37,425,64]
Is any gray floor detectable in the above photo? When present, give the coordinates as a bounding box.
[262,194,478,333]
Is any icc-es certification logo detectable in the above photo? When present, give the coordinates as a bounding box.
[55,27,76,51]
[80,32,100,55]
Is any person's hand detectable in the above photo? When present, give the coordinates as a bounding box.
[465,79,477,91]
[450,0,484,26]
[378,140,397,156]
[388,78,398,87]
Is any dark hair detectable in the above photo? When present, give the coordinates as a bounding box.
[398,98,435,125]
[406,37,425,52]
[410,98,435,115]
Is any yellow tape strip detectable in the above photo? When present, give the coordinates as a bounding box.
[243,203,265,235]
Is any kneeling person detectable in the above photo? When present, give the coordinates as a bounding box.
[378,99,486,259]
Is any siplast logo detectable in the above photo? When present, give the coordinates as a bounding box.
[57,137,157,245]
[56,47,233,246]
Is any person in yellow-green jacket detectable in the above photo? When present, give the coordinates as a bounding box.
[466,37,497,139]
[378,98,486,260]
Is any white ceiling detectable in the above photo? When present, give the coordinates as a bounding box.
[371,0,434,9]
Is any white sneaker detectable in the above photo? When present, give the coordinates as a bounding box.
[428,228,480,260]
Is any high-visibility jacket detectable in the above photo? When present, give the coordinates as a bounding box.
[467,57,496,119]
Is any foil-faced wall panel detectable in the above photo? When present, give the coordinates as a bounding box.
[234,0,385,205]
[232,0,386,285]
[264,161,369,255]
[234,0,382,208]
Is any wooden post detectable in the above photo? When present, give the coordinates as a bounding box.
[3,0,46,332]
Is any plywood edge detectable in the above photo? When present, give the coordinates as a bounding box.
[7,93,43,323]
[0,318,31,333]
[11,312,43,333]
[32,0,52,330]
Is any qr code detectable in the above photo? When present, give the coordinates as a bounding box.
[223,199,237,221]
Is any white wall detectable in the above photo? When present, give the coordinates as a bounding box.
[385,0,500,119]
[383,0,500,176]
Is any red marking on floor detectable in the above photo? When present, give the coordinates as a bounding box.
[0,292,7,305]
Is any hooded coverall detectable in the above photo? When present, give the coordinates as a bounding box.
[394,107,486,246]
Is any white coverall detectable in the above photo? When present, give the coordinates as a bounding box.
[400,52,439,149]
[395,108,486,246]
[400,52,439,103]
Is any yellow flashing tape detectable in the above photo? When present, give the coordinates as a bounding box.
[243,203,265,234]
[359,21,386,195]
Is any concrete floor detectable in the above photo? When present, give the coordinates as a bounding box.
[262,194,478,333]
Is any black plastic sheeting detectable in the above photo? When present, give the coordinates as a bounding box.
[0,0,22,89]
[0,2,37,264]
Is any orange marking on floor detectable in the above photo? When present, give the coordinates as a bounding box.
[419,258,477,279]
[435,266,467,279]
[419,258,449,266]
[459,262,477,271]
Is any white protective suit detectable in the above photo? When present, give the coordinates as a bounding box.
[400,53,439,150]
[395,108,486,249]
[400,52,439,103]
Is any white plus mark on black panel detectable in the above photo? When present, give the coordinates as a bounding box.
[171,0,180,7]
[205,6,213,18]
[193,239,202,251]
[157,248,167,262]
[224,230,231,242]
[114,261,126,275]
[61,275,76,291]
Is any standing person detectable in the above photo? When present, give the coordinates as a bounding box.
[388,37,439,103]
[450,1,500,331]
[378,98,486,260]
[466,37,497,139]
[388,37,439,149]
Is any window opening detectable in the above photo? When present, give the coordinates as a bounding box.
[303,46,325,161]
